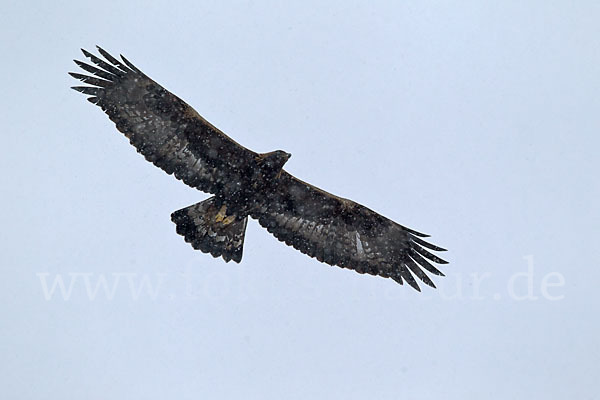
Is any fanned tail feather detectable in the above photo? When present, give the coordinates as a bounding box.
[171,197,248,263]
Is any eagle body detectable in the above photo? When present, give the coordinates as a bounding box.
[71,47,448,291]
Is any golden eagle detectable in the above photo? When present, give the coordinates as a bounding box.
[70,46,447,291]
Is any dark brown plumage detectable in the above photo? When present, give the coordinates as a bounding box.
[70,46,448,291]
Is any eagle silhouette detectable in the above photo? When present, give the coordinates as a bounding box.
[70,46,448,291]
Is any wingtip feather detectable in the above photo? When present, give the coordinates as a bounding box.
[411,236,447,252]
[120,54,140,72]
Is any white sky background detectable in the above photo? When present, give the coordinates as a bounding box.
[1,1,599,398]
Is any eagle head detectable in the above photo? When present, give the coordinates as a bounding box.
[259,150,291,171]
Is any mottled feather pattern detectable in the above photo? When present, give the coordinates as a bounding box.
[71,47,448,291]
[70,46,257,197]
[171,197,247,263]
[254,172,447,291]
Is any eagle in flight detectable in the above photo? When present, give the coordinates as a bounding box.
[70,46,448,291]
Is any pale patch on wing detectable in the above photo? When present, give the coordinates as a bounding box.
[355,231,365,258]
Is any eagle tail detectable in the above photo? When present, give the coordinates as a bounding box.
[171,197,248,263]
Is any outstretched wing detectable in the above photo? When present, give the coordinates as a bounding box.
[70,46,257,195]
[254,172,448,291]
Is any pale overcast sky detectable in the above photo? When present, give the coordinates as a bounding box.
[2,1,599,399]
